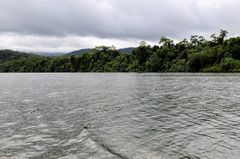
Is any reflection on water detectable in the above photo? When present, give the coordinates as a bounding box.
[1,73,240,159]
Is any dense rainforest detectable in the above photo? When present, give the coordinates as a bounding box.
[1,30,240,72]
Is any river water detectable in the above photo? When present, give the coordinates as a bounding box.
[1,73,240,159]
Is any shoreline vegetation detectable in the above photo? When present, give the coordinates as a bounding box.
[1,30,240,73]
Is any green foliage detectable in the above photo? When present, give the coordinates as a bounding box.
[225,37,240,60]
[1,30,240,72]
[70,55,78,72]
[169,59,188,72]
[187,46,224,72]
[0,56,51,72]
[132,45,152,67]
[204,58,240,72]
[0,50,34,62]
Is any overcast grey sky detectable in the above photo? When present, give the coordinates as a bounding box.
[0,0,239,52]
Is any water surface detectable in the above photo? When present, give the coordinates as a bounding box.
[1,73,240,159]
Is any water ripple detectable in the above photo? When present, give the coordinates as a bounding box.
[1,73,240,159]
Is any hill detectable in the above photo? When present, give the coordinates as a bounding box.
[2,30,240,73]
[68,48,92,55]
[68,47,135,55]
[33,52,66,57]
[0,50,35,62]
[118,47,135,54]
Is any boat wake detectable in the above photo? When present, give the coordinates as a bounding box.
[75,127,129,159]
[31,127,129,159]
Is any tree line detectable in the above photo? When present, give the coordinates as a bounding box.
[1,30,240,72]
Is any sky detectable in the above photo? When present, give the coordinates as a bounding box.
[0,0,239,53]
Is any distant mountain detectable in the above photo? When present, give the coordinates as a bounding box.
[68,47,135,55]
[68,48,92,55]
[118,47,135,54]
[0,50,36,62]
[33,52,66,57]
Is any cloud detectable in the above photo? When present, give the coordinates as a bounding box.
[0,34,142,52]
[0,0,239,51]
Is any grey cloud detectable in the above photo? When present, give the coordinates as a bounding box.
[0,0,240,41]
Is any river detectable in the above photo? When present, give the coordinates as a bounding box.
[1,73,240,159]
